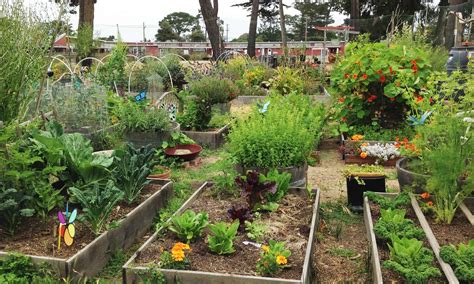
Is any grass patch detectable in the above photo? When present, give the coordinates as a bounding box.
[320,201,362,225]
[328,247,358,258]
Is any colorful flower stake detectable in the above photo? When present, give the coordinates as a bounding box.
[57,203,77,251]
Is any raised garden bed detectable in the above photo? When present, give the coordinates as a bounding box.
[340,134,400,165]
[0,180,174,279]
[123,182,320,284]
[363,193,451,283]
[411,196,474,283]
[459,197,474,225]
[182,124,229,150]
[125,122,180,149]
[344,155,400,167]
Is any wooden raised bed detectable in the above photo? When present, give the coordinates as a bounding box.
[459,197,474,225]
[363,193,457,283]
[182,124,229,150]
[0,180,174,279]
[123,182,321,284]
[340,134,400,165]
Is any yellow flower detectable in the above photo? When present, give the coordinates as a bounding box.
[351,134,364,141]
[173,242,190,251]
[262,245,270,253]
[172,249,185,262]
[276,255,287,265]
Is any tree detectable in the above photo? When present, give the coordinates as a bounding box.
[199,0,224,59]
[287,2,334,41]
[232,33,249,42]
[248,0,259,57]
[161,12,199,40]
[445,0,466,49]
[189,23,206,42]
[156,20,180,41]
[278,0,287,52]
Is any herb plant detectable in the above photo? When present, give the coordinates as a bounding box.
[374,208,425,241]
[207,221,240,255]
[256,240,291,277]
[439,240,474,282]
[384,237,441,283]
[168,210,209,243]
[235,170,277,209]
[114,99,171,133]
[69,180,124,235]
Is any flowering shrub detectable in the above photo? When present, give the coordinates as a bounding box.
[159,242,191,269]
[331,41,432,131]
[256,240,291,276]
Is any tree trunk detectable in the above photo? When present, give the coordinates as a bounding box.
[350,0,360,31]
[199,0,224,60]
[78,0,95,66]
[247,0,259,58]
[279,0,287,55]
[434,0,449,46]
[445,0,464,49]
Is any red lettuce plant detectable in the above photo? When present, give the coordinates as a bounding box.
[235,170,277,209]
[227,205,253,231]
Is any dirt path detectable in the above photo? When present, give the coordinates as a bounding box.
[307,148,399,283]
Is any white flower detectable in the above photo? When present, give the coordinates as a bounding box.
[360,143,400,163]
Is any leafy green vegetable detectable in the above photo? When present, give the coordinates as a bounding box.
[207,221,239,255]
[168,210,208,243]
[365,191,411,210]
[440,240,474,282]
[113,144,153,204]
[374,208,425,241]
[0,187,34,235]
[69,180,124,235]
[264,169,291,203]
[384,237,441,283]
[0,253,58,283]
[245,220,267,243]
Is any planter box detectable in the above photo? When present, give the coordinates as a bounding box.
[123,182,321,284]
[234,96,267,105]
[410,197,461,283]
[236,163,308,187]
[363,193,457,284]
[459,197,474,225]
[0,180,174,279]
[182,124,229,150]
[344,155,400,167]
[125,122,180,149]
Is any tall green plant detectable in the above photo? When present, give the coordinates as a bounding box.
[0,0,51,123]
[97,40,128,91]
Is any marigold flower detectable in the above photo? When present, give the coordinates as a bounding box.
[262,245,270,253]
[379,75,386,83]
[360,152,368,159]
[172,249,185,262]
[420,192,430,199]
[173,242,190,251]
[339,97,345,103]
[276,255,288,265]
[427,201,433,206]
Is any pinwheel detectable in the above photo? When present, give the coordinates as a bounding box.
[57,203,77,251]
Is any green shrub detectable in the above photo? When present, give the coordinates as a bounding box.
[228,93,326,168]
[0,253,58,283]
[267,67,304,96]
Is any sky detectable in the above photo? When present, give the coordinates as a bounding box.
[31,0,347,41]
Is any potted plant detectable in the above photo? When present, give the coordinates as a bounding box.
[148,165,171,180]
[344,164,386,211]
[228,93,326,186]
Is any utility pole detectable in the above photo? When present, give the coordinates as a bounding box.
[305,17,308,42]
[143,22,146,42]
[226,24,229,42]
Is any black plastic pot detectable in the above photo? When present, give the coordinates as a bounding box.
[396,157,429,194]
[347,176,386,212]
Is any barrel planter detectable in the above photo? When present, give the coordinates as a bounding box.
[396,157,430,194]
[236,162,308,187]
[363,193,455,283]
[122,182,321,284]
[347,174,386,212]
[0,180,174,279]
[182,124,229,150]
[125,122,180,149]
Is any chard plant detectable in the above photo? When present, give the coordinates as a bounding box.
[69,180,124,235]
[207,221,239,255]
[384,237,441,283]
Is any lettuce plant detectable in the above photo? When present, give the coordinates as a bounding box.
[440,240,474,282]
[168,210,209,243]
[227,205,253,231]
[374,208,425,241]
[235,170,277,209]
[384,237,441,283]
[207,221,239,255]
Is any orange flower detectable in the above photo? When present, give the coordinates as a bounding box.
[360,152,368,159]
[344,73,350,79]
[376,69,383,74]
[412,65,418,73]
[172,249,185,262]
[276,255,288,265]
[411,60,417,66]
[341,117,347,122]
[420,192,430,199]
[353,74,358,79]
[262,245,270,253]
[379,75,386,83]
[351,134,364,141]
[173,242,190,251]
[361,143,369,147]
[416,96,423,103]
[339,97,345,103]
[362,74,368,80]
[427,201,433,207]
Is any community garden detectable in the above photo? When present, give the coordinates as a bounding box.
[1,1,473,283]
